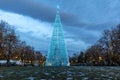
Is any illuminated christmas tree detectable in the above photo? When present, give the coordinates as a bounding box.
[46,6,69,66]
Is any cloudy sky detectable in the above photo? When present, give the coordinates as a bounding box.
[0,0,120,55]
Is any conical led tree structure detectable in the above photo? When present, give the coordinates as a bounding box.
[46,7,69,66]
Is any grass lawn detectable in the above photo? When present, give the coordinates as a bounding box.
[0,66,120,80]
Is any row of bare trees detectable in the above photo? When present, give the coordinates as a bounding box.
[0,21,45,66]
[70,24,120,66]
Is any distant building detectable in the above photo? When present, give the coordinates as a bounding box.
[46,6,69,66]
[0,60,22,66]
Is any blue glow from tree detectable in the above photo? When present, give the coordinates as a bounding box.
[46,6,69,66]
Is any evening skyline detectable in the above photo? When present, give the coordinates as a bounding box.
[0,0,120,55]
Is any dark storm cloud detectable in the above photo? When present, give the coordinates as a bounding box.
[63,22,116,45]
[0,0,84,27]
[83,23,116,31]
[0,0,54,21]
[64,26,99,44]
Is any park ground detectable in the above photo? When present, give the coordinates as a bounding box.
[0,66,120,80]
